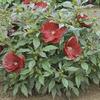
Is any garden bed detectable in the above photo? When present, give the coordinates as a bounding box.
[0,7,100,100]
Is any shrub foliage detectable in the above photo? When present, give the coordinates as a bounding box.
[0,0,100,98]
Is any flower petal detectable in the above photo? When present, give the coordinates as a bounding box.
[22,0,30,4]
[51,27,67,43]
[64,36,82,60]
[40,21,59,34]
[77,14,93,28]
[35,1,48,8]
[3,51,25,73]
[42,32,55,43]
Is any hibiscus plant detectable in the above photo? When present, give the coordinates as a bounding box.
[0,0,100,98]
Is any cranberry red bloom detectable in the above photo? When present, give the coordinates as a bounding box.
[40,21,67,44]
[22,0,30,4]
[3,51,25,73]
[35,1,48,8]
[77,14,93,28]
[64,36,82,60]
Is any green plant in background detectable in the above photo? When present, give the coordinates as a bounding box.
[0,0,21,4]
[95,0,100,5]
[0,8,11,42]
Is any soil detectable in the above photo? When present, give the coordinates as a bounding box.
[71,85,100,100]
[0,85,100,100]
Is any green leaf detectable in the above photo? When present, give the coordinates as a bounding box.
[82,0,88,5]
[97,72,100,79]
[81,63,89,72]
[15,40,27,49]
[13,84,19,96]
[39,76,44,85]
[49,80,55,92]
[93,75,99,85]
[33,37,40,49]
[51,88,57,99]
[72,87,79,96]
[21,84,28,97]
[3,84,9,93]
[28,60,36,71]
[96,31,100,36]
[36,81,41,92]
[43,45,58,52]
[66,67,79,72]
[43,72,51,77]
[17,48,31,53]
[62,78,68,88]
[39,51,47,58]
[42,61,52,73]
[20,69,30,75]
[0,32,6,42]
[75,76,81,88]
[68,80,74,88]
[62,1,73,8]
[90,56,97,65]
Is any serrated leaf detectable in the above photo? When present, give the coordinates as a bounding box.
[68,80,74,88]
[21,84,28,97]
[42,61,52,73]
[51,88,57,99]
[96,31,100,37]
[39,51,47,58]
[62,78,68,88]
[93,75,99,85]
[43,45,58,52]
[39,75,44,85]
[72,87,79,96]
[75,76,81,88]
[66,67,79,72]
[49,80,55,92]
[36,81,41,92]
[81,63,89,72]
[20,69,30,75]
[43,72,51,77]
[90,56,97,65]
[13,84,19,96]
[28,60,36,71]
[17,48,31,53]
[62,1,73,8]
[82,0,88,5]
[3,84,9,93]
[15,40,27,49]
[33,37,40,49]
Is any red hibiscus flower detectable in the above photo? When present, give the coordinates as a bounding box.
[35,1,48,8]
[64,36,82,60]
[22,0,30,4]
[3,51,25,73]
[40,21,67,44]
[77,14,93,28]
[0,46,3,53]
